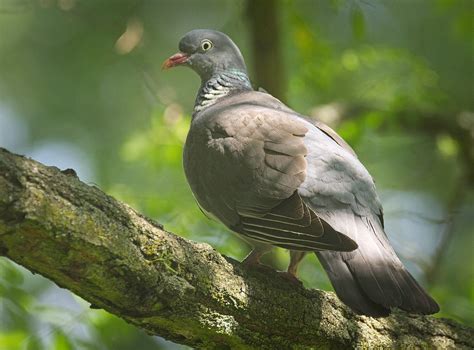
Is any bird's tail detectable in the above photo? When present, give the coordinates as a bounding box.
[315,214,439,317]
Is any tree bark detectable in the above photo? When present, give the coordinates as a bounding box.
[0,147,472,349]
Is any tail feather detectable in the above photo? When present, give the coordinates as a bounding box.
[317,251,389,317]
[315,213,439,316]
[394,267,439,313]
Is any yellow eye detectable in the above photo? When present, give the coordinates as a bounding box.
[201,39,213,51]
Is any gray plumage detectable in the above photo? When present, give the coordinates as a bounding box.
[165,29,439,317]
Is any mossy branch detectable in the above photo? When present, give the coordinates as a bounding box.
[0,147,472,349]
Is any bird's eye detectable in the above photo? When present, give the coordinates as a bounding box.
[201,39,213,51]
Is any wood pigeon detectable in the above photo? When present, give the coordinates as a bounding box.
[163,29,439,317]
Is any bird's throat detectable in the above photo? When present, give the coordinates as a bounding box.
[194,71,252,113]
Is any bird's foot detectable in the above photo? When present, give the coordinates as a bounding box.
[242,254,260,267]
[241,247,279,275]
[242,258,275,273]
[278,271,304,286]
[242,247,271,269]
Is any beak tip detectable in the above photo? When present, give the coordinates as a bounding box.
[162,52,189,71]
[161,60,171,70]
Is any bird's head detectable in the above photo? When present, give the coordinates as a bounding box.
[162,29,248,81]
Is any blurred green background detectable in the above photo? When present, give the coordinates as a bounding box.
[0,0,473,349]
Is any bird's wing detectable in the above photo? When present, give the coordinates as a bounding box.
[184,102,357,252]
[309,119,357,158]
[297,119,383,222]
[297,119,438,315]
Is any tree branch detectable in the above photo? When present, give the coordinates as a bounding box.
[0,147,472,349]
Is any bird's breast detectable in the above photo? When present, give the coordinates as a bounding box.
[183,122,242,227]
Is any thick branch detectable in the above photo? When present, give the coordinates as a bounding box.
[0,147,472,349]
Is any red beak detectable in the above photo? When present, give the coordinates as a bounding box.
[162,52,189,70]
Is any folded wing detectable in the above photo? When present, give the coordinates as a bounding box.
[184,102,357,252]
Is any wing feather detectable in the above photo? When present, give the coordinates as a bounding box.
[237,193,357,252]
